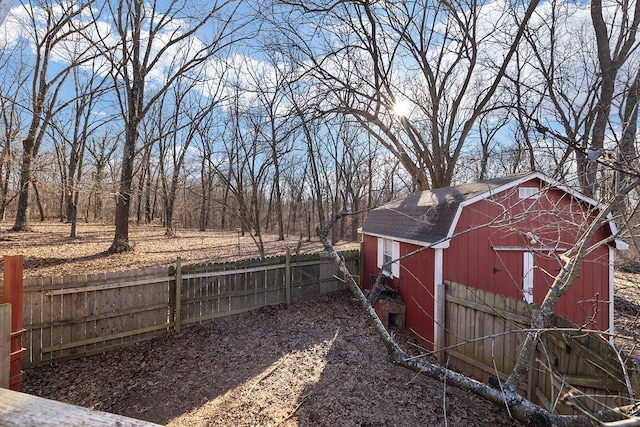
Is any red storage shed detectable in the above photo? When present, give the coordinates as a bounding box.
[361,172,627,350]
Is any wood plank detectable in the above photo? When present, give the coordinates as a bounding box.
[535,386,552,411]
[561,333,622,380]
[23,290,41,366]
[27,303,169,330]
[482,291,496,374]
[492,293,507,374]
[445,294,531,324]
[447,283,459,351]
[457,286,468,358]
[61,291,73,359]
[50,293,63,361]
[180,302,284,326]
[188,277,195,319]
[473,287,484,378]
[503,296,518,374]
[46,275,171,296]
[561,374,624,391]
[39,289,53,364]
[0,304,10,388]
[181,263,284,280]
[114,283,128,347]
[203,276,213,319]
[449,349,528,397]
[95,289,113,352]
[42,323,172,353]
[85,276,98,356]
[0,388,161,426]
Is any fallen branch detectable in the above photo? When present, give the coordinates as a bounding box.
[316,210,633,427]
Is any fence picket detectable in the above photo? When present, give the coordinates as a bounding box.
[444,280,636,415]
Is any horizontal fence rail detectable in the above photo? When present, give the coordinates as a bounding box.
[21,250,359,367]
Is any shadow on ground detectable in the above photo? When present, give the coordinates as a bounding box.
[23,292,521,426]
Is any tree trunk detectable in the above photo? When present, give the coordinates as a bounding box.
[94,164,105,221]
[317,211,628,427]
[32,180,45,221]
[271,144,285,240]
[12,138,34,231]
[616,68,640,211]
[164,174,178,236]
[199,157,210,232]
[109,125,137,253]
[221,181,229,229]
[135,153,147,225]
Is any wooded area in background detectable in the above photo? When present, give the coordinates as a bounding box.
[1,0,638,251]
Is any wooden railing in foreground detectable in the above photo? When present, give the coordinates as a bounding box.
[20,250,359,367]
[0,388,162,426]
[444,280,638,415]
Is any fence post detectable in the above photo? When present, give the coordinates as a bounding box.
[175,257,182,333]
[1,255,24,391]
[285,247,291,305]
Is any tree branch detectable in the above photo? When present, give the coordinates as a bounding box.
[316,210,621,427]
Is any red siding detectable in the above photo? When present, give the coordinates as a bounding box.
[362,234,380,289]
[363,178,614,344]
[542,241,610,330]
[362,234,436,348]
[447,180,612,330]
[397,242,436,348]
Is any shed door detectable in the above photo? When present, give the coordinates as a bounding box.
[492,250,525,300]
[531,252,563,303]
[522,252,562,304]
[493,250,560,303]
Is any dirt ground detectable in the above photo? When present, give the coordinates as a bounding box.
[5,221,640,426]
[22,292,521,426]
[0,221,358,279]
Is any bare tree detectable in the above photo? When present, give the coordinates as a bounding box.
[335,121,375,240]
[514,0,640,197]
[11,0,96,231]
[209,80,271,256]
[88,0,245,252]
[157,74,220,236]
[584,0,640,197]
[50,58,111,236]
[276,0,541,190]
[86,132,118,222]
[245,51,298,241]
[0,40,28,221]
[193,107,223,232]
[289,91,326,232]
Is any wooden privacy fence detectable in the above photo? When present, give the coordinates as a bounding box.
[444,280,638,415]
[20,250,359,367]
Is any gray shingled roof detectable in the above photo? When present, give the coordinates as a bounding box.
[362,173,533,244]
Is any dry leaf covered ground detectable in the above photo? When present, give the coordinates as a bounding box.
[7,221,639,426]
[23,293,520,426]
[0,221,357,279]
